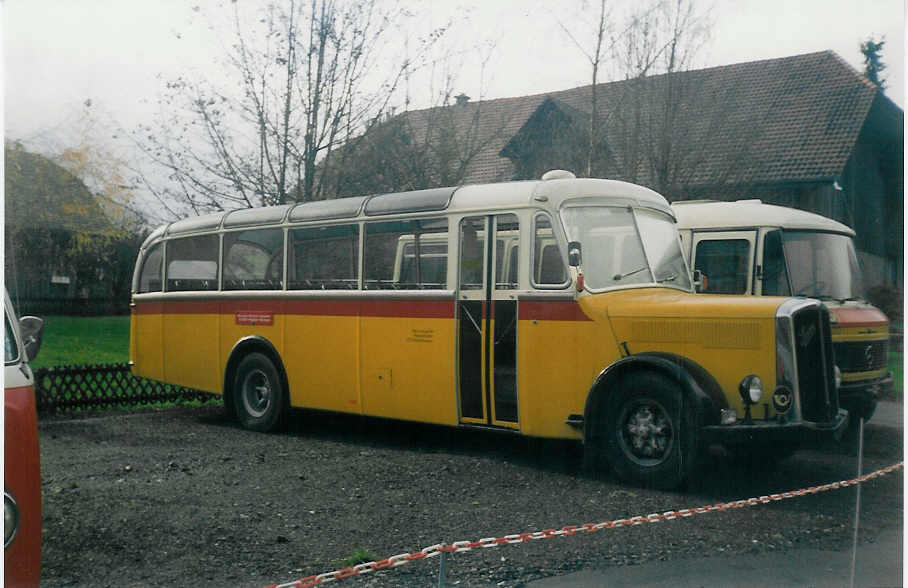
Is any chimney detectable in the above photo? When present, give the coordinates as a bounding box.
[455,93,470,106]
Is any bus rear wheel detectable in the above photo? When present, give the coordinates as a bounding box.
[602,372,693,489]
[233,352,288,432]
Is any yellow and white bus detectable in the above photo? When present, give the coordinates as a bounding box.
[130,171,846,488]
[672,199,892,422]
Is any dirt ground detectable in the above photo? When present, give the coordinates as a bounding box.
[37,404,903,587]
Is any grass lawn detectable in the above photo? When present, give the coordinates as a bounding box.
[29,315,130,370]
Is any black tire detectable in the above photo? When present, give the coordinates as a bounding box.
[232,352,288,432]
[601,372,696,490]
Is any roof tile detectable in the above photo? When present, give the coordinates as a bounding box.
[392,51,885,188]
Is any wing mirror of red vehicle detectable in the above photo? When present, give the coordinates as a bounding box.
[18,316,44,362]
[692,270,708,293]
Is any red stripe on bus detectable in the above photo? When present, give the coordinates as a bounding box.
[283,299,355,316]
[133,301,165,314]
[360,299,455,319]
[132,298,589,321]
[167,300,221,314]
[132,298,455,319]
[519,300,592,322]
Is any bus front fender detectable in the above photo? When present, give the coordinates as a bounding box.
[582,352,723,447]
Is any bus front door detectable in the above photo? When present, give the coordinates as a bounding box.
[690,230,758,295]
[457,215,519,429]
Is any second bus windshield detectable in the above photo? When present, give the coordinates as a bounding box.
[782,231,865,300]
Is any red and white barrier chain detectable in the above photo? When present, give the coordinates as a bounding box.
[265,461,903,588]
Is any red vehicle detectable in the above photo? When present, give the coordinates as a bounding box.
[4,292,43,586]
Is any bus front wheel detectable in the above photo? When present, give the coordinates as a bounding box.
[602,372,692,489]
[233,352,288,432]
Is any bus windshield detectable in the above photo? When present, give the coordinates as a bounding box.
[783,231,864,300]
[560,206,691,291]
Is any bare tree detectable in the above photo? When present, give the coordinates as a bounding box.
[556,0,729,197]
[323,45,513,196]
[327,93,513,196]
[556,0,613,176]
[136,0,444,216]
[600,0,783,203]
[634,0,712,196]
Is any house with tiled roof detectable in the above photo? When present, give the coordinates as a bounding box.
[337,51,901,286]
[4,142,136,314]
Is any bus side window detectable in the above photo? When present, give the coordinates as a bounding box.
[533,214,567,287]
[538,245,565,284]
[459,217,484,290]
[762,230,791,296]
[223,228,284,290]
[166,235,219,292]
[506,244,519,288]
[137,242,163,293]
[494,214,519,289]
[694,239,749,294]
[289,225,359,290]
[367,218,448,290]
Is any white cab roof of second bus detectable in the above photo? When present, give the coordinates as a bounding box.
[671,199,855,236]
[141,171,674,249]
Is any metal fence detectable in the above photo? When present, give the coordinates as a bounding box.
[33,363,215,414]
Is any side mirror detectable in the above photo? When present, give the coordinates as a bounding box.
[19,316,44,362]
[692,270,708,293]
[568,241,582,267]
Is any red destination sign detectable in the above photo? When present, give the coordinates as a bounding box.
[235,311,274,326]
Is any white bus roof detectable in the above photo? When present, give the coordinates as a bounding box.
[671,199,855,236]
[145,172,673,243]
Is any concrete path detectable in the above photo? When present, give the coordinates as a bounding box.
[870,400,903,429]
[528,529,903,588]
[529,401,904,588]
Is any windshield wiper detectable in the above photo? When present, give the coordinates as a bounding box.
[656,273,677,283]
[613,266,649,281]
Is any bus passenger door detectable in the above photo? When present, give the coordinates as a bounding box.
[457,214,520,429]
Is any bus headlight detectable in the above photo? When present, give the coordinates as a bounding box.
[739,375,763,405]
[5,491,19,547]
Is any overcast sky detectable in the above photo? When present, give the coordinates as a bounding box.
[2,0,904,159]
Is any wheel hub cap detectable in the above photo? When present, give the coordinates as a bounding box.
[242,369,271,418]
[620,402,673,464]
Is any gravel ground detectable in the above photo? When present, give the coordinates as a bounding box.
[38,404,903,587]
